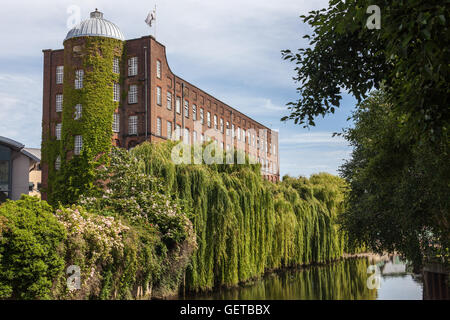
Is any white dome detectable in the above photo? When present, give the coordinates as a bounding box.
[65,10,125,42]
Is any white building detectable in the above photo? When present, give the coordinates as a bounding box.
[0,136,40,202]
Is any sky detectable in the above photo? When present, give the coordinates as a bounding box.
[0,0,357,178]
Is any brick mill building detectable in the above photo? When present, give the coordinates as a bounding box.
[41,10,280,199]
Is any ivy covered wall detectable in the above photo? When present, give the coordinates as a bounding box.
[45,36,124,205]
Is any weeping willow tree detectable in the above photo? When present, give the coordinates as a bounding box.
[129,141,359,292]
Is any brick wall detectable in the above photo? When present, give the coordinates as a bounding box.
[41,35,280,195]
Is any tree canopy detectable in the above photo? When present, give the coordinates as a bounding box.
[282,0,449,144]
[282,0,450,268]
[339,90,449,269]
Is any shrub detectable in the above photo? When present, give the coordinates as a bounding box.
[0,196,66,299]
[53,206,130,299]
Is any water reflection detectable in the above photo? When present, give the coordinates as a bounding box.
[184,257,423,300]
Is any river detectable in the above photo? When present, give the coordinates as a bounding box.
[182,256,424,300]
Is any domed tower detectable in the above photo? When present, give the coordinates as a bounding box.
[52,9,125,203]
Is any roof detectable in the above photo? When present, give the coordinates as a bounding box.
[23,148,41,162]
[0,136,40,162]
[0,136,24,151]
[65,10,125,42]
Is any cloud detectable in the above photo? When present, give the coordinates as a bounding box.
[279,132,347,145]
[277,131,351,177]
[280,145,352,177]
[0,73,42,148]
[0,0,355,177]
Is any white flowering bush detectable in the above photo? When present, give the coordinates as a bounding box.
[56,206,129,260]
[80,147,194,248]
[76,147,196,298]
[0,146,197,300]
[53,206,131,298]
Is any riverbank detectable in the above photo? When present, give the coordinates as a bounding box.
[167,253,394,299]
[180,256,423,300]
[0,142,364,299]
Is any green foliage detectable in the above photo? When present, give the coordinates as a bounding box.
[0,142,358,299]
[127,142,357,292]
[193,257,377,300]
[44,36,124,206]
[80,147,195,249]
[282,0,449,272]
[77,146,197,298]
[282,0,449,143]
[0,196,66,299]
[339,90,450,269]
[53,206,131,299]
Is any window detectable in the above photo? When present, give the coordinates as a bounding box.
[113,113,120,133]
[167,121,172,139]
[55,156,61,171]
[273,144,276,156]
[74,135,83,155]
[128,84,138,104]
[56,66,64,84]
[226,121,230,136]
[207,112,211,127]
[248,131,251,145]
[220,118,224,133]
[56,94,63,112]
[193,105,197,121]
[0,154,10,197]
[176,124,181,140]
[74,104,82,120]
[156,86,162,105]
[184,100,189,118]
[237,127,241,141]
[156,60,161,79]
[200,108,204,124]
[129,115,138,135]
[128,57,138,76]
[56,123,62,140]
[253,134,256,147]
[75,69,84,89]
[113,57,120,74]
[243,129,246,143]
[201,134,205,143]
[193,131,197,142]
[176,97,181,114]
[156,117,162,136]
[184,128,190,144]
[113,83,120,102]
[214,115,218,130]
[167,92,172,110]
[232,124,235,138]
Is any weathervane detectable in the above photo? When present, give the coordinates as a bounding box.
[145,5,157,38]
